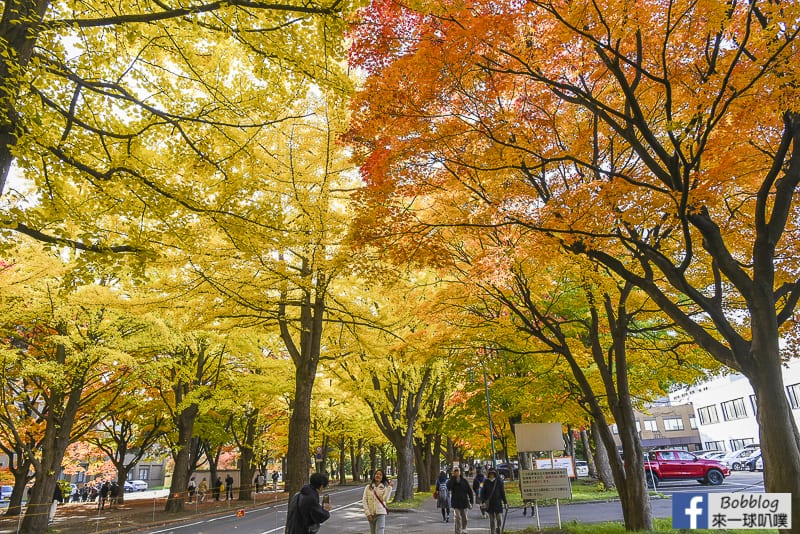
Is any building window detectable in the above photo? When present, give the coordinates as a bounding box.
[698,405,720,425]
[750,394,758,415]
[644,419,658,432]
[138,467,150,481]
[611,424,618,434]
[689,415,697,429]
[635,420,641,432]
[787,384,800,409]
[721,398,748,421]
[704,440,725,451]
[730,438,755,450]
[663,417,685,431]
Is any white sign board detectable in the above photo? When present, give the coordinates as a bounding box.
[514,423,564,452]
[519,469,572,500]
[535,457,576,478]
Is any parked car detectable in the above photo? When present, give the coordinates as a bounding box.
[0,485,12,501]
[124,481,135,492]
[644,449,730,487]
[495,462,519,479]
[695,450,725,460]
[721,448,759,471]
[744,451,762,471]
[575,460,589,477]
[755,456,763,471]
[130,480,148,491]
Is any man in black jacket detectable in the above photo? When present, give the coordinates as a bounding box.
[285,473,331,534]
[446,467,474,534]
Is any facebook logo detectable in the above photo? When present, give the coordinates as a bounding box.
[673,493,708,529]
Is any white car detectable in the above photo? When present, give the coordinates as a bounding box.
[130,480,149,491]
[755,456,763,471]
[720,448,758,470]
[575,460,589,477]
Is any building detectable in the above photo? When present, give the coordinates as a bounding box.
[610,403,702,451]
[670,359,800,452]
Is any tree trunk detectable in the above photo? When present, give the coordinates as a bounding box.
[164,404,199,512]
[393,432,415,501]
[580,426,597,479]
[338,438,347,485]
[285,360,315,494]
[20,341,81,534]
[3,455,32,517]
[591,421,614,488]
[747,355,800,533]
[237,409,257,500]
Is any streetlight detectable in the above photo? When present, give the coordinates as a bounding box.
[480,347,498,469]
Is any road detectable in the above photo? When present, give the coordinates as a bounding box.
[127,471,764,534]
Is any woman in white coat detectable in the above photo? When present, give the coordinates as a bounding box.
[362,469,394,534]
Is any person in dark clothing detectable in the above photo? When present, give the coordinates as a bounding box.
[98,481,110,510]
[213,477,222,501]
[108,482,119,508]
[479,468,508,534]
[472,469,486,518]
[446,467,473,534]
[284,473,331,534]
[435,471,450,522]
[49,485,64,523]
[225,474,234,500]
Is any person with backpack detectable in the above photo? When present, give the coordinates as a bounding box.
[480,468,508,534]
[472,468,486,518]
[285,473,331,534]
[446,467,474,534]
[435,471,451,522]
[362,469,394,534]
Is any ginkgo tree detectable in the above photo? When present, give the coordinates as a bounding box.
[347,0,800,529]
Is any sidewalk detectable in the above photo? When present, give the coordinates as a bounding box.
[0,489,291,534]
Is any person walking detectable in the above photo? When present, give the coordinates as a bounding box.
[472,468,486,518]
[225,474,235,500]
[285,473,331,534]
[446,467,474,534]
[480,468,508,534]
[187,477,196,503]
[435,471,451,522]
[98,481,109,510]
[213,477,222,501]
[362,469,394,534]
[49,484,64,524]
[198,477,208,503]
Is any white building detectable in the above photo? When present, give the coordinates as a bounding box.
[670,359,800,452]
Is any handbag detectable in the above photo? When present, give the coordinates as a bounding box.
[433,490,439,499]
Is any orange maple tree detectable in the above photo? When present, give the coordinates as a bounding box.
[347,0,800,529]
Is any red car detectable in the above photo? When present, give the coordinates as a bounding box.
[644,449,731,487]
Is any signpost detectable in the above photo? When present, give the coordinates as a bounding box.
[513,423,572,529]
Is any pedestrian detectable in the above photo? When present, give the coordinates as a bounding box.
[362,469,394,534]
[49,484,64,524]
[109,481,119,508]
[213,477,222,501]
[225,474,235,500]
[435,471,450,523]
[187,477,196,503]
[198,477,208,503]
[480,468,508,534]
[272,470,279,491]
[472,468,486,518]
[98,481,109,510]
[258,472,266,493]
[284,472,331,534]
[446,467,474,534]
[253,474,260,494]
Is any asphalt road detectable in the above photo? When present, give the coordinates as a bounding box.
[128,471,765,534]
